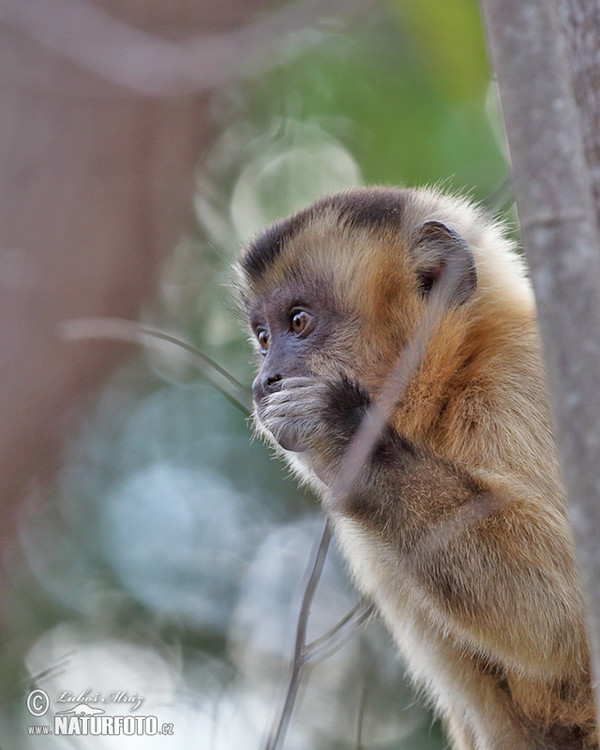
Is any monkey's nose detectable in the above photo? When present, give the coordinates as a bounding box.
[252,373,282,403]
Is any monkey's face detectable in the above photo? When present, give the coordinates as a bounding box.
[248,283,340,402]
[238,188,479,458]
[246,276,362,454]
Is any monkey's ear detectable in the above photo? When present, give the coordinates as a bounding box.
[413,220,477,305]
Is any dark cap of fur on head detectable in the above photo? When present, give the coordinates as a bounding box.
[240,188,408,282]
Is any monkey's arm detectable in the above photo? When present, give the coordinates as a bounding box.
[258,375,586,678]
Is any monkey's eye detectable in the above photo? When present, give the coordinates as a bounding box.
[290,310,312,336]
[257,328,270,353]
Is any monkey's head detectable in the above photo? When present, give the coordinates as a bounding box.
[236,187,527,450]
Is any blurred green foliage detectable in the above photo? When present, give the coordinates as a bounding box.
[248,0,504,193]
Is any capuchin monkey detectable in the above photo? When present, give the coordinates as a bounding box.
[236,187,597,750]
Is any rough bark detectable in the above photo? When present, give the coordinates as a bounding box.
[481,0,600,719]
[559,0,600,231]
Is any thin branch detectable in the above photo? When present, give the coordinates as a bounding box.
[59,317,252,414]
[0,0,370,98]
[304,600,374,663]
[356,688,368,750]
[330,251,471,513]
[24,650,77,689]
[263,255,467,750]
[262,516,332,750]
[63,278,464,750]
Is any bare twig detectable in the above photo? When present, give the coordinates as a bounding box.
[60,313,375,746]
[263,535,373,749]
[263,256,467,750]
[62,282,465,750]
[330,251,471,512]
[263,516,332,750]
[304,600,374,663]
[481,0,600,722]
[356,688,368,750]
[0,0,370,98]
[24,650,77,690]
[59,317,252,414]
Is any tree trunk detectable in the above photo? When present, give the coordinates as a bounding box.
[481,0,600,720]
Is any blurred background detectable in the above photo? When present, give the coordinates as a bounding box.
[0,0,508,747]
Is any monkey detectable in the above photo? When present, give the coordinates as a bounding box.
[236,186,597,750]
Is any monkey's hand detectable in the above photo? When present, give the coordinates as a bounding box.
[256,375,370,462]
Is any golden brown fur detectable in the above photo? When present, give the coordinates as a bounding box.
[238,187,596,749]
